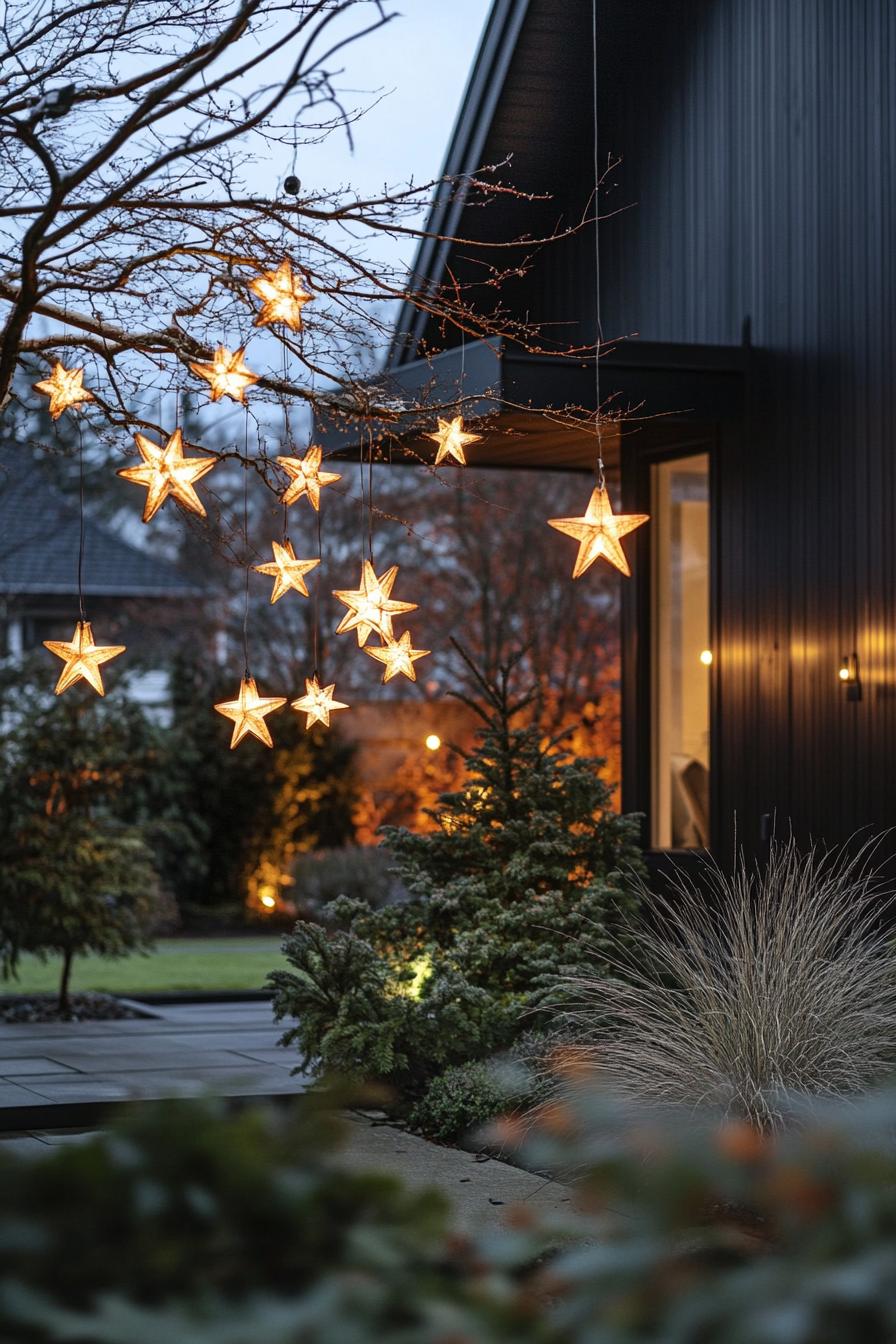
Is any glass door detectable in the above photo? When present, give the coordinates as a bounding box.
[650,452,711,849]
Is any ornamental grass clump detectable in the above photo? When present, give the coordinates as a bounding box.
[553,835,896,1131]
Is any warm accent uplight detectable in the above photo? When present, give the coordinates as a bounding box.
[700,649,713,666]
[259,890,277,910]
[425,733,441,751]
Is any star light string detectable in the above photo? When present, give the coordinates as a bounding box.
[43,420,125,694]
[250,259,313,332]
[32,362,94,420]
[364,629,430,683]
[214,415,284,747]
[189,345,258,404]
[547,0,648,579]
[117,427,216,523]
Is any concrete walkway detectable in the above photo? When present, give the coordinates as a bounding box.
[0,999,307,1129]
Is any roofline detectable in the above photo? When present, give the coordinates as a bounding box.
[388,0,531,367]
[0,584,206,598]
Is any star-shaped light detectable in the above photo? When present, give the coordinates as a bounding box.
[117,428,217,523]
[365,629,430,683]
[291,675,349,729]
[425,414,482,466]
[249,259,313,333]
[547,484,649,578]
[214,676,286,749]
[43,621,126,696]
[32,363,94,420]
[189,346,258,403]
[253,540,320,603]
[277,444,341,511]
[333,561,417,646]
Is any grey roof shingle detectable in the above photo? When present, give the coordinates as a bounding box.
[0,450,203,598]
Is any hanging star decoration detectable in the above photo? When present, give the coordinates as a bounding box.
[43,621,126,696]
[333,561,417,646]
[32,363,94,420]
[249,259,313,332]
[214,676,286,749]
[117,428,217,523]
[277,444,341,511]
[547,484,649,578]
[291,675,348,729]
[425,414,482,467]
[189,346,258,403]
[365,629,430,683]
[253,540,320,603]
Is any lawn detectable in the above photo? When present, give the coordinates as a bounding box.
[1,937,289,997]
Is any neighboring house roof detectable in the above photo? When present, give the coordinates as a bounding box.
[0,449,203,598]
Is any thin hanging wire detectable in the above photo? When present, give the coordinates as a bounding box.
[242,409,251,681]
[367,424,374,563]
[313,503,322,679]
[591,0,605,491]
[76,419,86,623]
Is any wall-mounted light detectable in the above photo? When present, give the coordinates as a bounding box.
[699,648,713,666]
[839,652,861,701]
[425,733,441,751]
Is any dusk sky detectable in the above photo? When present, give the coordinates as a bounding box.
[287,0,492,272]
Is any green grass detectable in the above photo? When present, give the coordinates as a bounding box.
[1,937,289,997]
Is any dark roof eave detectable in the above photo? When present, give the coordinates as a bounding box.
[388,0,532,366]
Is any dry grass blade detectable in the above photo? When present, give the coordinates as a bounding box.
[551,834,896,1130]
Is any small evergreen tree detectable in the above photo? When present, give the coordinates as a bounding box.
[0,667,162,1014]
[344,646,643,999]
[271,648,642,1092]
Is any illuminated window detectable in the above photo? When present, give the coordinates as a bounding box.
[651,453,710,849]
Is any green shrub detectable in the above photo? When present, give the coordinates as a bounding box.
[410,1060,529,1141]
[269,922,515,1092]
[291,845,407,915]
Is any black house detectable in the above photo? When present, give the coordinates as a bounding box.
[320,0,896,863]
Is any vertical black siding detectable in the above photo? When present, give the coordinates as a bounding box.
[594,0,896,849]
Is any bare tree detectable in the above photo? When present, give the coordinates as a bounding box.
[0,0,587,478]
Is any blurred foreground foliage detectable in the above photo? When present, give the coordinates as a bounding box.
[2,1082,896,1342]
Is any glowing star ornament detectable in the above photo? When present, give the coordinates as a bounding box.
[277,444,341,511]
[43,621,126,696]
[117,428,216,523]
[547,484,649,579]
[425,415,482,467]
[214,677,286,749]
[253,540,320,603]
[291,676,348,729]
[189,346,258,404]
[249,259,312,332]
[32,363,94,420]
[333,561,417,646]
[365,629,430,683]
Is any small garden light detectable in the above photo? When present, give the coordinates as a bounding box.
[839,652,861,701]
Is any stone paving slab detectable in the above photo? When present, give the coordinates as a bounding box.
[0,1001,306,1131]
[333,1114,578,1233]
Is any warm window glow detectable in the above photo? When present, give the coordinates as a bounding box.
[425,733,441,751]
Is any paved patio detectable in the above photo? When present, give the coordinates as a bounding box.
[0,999,307,1130]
